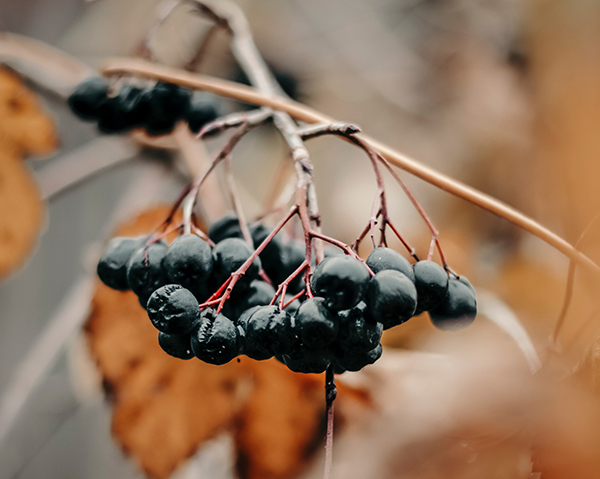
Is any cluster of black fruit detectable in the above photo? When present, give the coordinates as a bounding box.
[96,214,477,374]
[68,77,219,136]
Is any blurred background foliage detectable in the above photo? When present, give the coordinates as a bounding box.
[1,0,600,478]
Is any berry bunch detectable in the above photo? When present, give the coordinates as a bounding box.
[68,77,219,136]
[96,214,477,374]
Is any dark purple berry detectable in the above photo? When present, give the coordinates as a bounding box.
[208,214,244,243]
[146,284,199,335]
[212,238,262,288]
[279,241,306,293]
[144,82,192,136]
[334,343,382,372]
[191,308,239,365]
[187,97,219,133]
[429,276,477,331]
[127,242,168,299]
[241,280,276,309]
[413,260,449,312]
[237,306,272,360]
[158,332,194,359]
[310,255,370,311]
[366,270,417,329]
[97,236,145,291]
[282,344,332,374]
[366,247,415,282]
[250,224,284,280]
[97,85,150,134]
[245,305,295,356]
[337,302,383,353]
[163,234,213,291]
[68,77,109,121]
[295,297,339,348]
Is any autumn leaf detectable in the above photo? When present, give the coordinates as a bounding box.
[0,67,57,277]
[85,206,369,479]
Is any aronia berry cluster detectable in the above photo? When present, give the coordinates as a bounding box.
[68,77,219,136]
[96,214,477,374]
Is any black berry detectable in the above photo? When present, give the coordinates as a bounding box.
[295,297,339,348]
[127,242,168,299]
[68,77,109,121]
[337,302,383,353]
[208,214,243,244]
[97,236,145,291]
[429,276,477,331]
[144,82,192,136]
[97,85,149,134]
[413,260,448,312]
[279,241,306,293]
[146,284,199,335]
[366,247,415,282]
[212,238,262,288]
[163,234,213,292]
[310,255,370,311]
[245,305,295,356]
[240,280,276,309]
[250,224,284,279]
[366,270,417,329]
[334,343,382,372]
[187,97,219,134]
[191,308,239,365]
[158,332,194,359]
[237,306,272,360]
[282,344,332,374]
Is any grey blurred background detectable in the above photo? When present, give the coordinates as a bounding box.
[0,0,564,477]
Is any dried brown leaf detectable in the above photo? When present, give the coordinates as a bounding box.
[0,158,44,277]
[0,68,57,158]
[0,67,57,277]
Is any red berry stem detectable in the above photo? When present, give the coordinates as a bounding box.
[214,206,299,313]
[270,259,308,307]
[281,290,306,310]
[385,220,419,261]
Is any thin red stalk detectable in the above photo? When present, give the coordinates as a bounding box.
[378,153,448,269]
[270,260,309,306]
[147,223,182,246]
[282,290,305,309]
[258,269,273,286]
[352,220,373,252]
[386,220,419,261]
[215,206,298,313]
[310,232,361,262]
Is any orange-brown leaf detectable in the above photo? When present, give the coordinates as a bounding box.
[0,67,57,278]
[0,159,44,277]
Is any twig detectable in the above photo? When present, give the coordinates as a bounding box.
[223,155,253,245]
[551,211,600,346]
[187,22,222,72]
[137,0,184,60]
[478,291,542,374]
[101,57,600,277]
[198,108,272,139]
[37,137,138,201]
